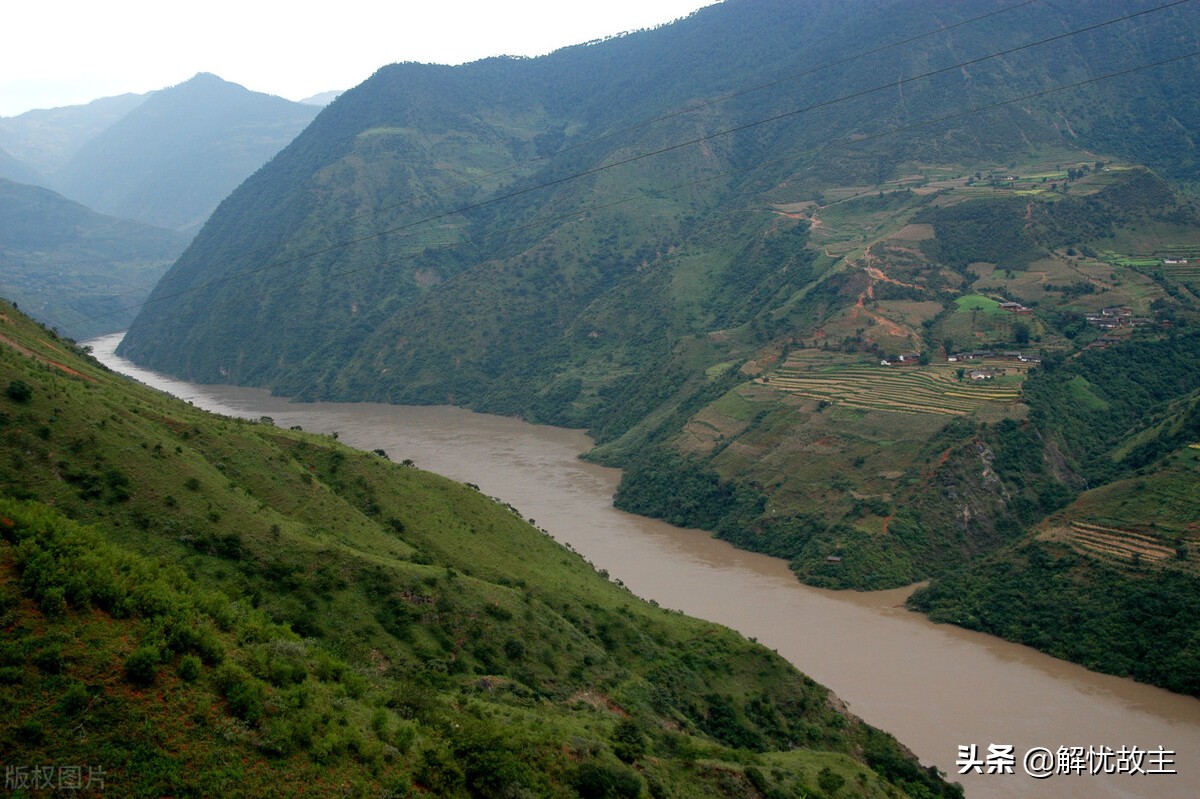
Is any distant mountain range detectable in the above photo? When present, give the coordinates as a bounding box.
[0,74,322,234]
[50,74,322,232]
[0,146,39,186]
[299,90,343,106]
[0,74,326,337]
[0,92,150,176]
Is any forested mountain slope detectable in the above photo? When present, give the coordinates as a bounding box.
[116,0,1200,692]
[908,334,1200,696]
[121,0,1200,393]
[0,299,956,797]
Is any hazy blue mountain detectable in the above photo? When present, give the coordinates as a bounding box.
[50,73,320,233]
[0,178,189,339]
[0,145,40,184]
[0,92,150,177]
[299,90,342,106]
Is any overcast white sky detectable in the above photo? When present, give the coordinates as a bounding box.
[1,0,719,117]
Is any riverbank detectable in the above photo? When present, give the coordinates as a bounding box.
[89,332,1200,799]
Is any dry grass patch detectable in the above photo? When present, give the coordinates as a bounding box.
[890,223,934,241]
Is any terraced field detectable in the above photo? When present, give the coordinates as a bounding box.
[1156,261,1200,292]
[1100,245,1200,292]
[1060,521,1186,566]
[761,353,1028,416]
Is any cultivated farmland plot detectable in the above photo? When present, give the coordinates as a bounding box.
[1063,522,1180,565]
[761,351,1028,417]
[1155,262,1200,294]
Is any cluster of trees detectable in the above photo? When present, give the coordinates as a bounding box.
[917,197,1045,270]
[910,542,1200,696]
[1024,330,1200,482]
[904,331,1200,695]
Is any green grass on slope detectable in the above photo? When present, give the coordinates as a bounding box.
[0,301,959,798]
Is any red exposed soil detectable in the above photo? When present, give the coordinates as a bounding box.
[0,333,96,381]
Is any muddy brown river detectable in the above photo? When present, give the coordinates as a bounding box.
[91,333,1200,798]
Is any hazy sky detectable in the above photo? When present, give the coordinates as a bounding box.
[1,0,719,117]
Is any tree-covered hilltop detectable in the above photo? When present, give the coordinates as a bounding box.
[0,299,958,797]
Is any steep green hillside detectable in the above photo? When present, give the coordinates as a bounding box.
[113,0,1200,691]
[908,437,1200,696]
[0,179,189,339]
[600,169,1197,584]
[0,300,957,797]
[50,74,319,233]
[909,333,1200,695]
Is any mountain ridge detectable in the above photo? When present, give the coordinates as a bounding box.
[0,74,325,338]
[0,178,189,339]
[0,91,151,176]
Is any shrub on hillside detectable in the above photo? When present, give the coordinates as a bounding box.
[124,646,160,687]
[5,380,32,403]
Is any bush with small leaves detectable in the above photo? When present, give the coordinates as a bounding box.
[57,681,91,715]
[33,644,64,674]
[124,646,160,687]
[178,654,202,682]
[818,767,845,796]
[573,761,644,799]
[611,718,646,763]
[5,380,32,403]
[225,673,266,723]
[16,720,45,745]
[503,638,526,661]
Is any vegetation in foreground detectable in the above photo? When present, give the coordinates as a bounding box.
[0,300,957,797]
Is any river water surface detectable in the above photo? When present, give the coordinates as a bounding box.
[90,333,1200,798]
